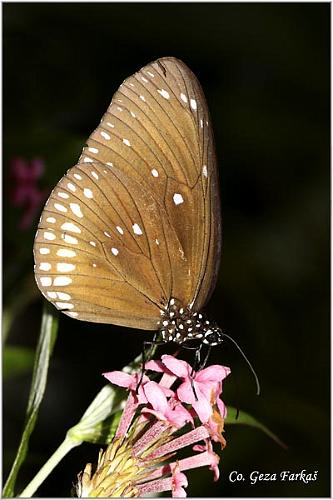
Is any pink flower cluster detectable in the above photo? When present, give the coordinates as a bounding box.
[99,355,231,497]
[10,157,48,229]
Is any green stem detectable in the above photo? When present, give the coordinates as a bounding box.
[18,436,81,498]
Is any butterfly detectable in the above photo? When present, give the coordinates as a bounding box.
[33,57,225,350]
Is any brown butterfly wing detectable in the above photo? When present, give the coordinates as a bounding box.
[33,57,221,329]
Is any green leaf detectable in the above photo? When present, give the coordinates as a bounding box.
[3,272,40,343]
[16,353,143,498]
[3,346,35,379]
[3,302,59,497]
[225,406,287,449]
[68,353,144,445]
[67,385,126,445]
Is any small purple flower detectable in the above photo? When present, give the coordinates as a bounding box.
[76,356,230,497]
[9,157,48,229]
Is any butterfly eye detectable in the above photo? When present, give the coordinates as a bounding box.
[33,57,221,339]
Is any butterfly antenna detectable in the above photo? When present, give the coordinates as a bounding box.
[222,332,261,396]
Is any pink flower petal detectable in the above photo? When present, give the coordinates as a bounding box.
[91,355,231,498]
[30,158,45,178]
[172,471,188,497]
[177,380,197,404]
[196,365,230,383]
[144,381,169,413]
[143,407,169,423]
[103,371,135,388]
[216,396,227,418]
[205,440,220,481]
[159,372,178,389]
[192,395,213,423]
[161,355,191,378]
[145,426,210,462]
[11,158,29,181]
[167,405,193,428]
[145,359,165,372]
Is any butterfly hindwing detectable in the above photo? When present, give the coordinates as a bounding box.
[33,57,221,328]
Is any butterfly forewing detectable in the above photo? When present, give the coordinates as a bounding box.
[33,57,221,329]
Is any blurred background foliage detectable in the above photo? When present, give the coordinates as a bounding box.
[3,3,330,497]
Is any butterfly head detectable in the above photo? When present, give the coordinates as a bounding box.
[202,326,224,346]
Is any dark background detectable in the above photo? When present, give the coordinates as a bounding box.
[3,3,330,497]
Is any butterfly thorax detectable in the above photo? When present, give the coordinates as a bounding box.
[159,297,223,347]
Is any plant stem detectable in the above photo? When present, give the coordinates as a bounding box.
[18,436,81,498]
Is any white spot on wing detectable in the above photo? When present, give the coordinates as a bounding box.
[91,171,99,180]
[57,248,76,258]
[61,222,81,234]
[116,226,124,235]
[84,188,93,199]
[151,169,159,177]
[180,93,188,103]
[106,162,113,167]
[139,95,146,102]
[88,147,99,154]
[111,247,119,256]
[141,76,148,83]
[56,302,74,309]
[62,234,78,244]
[54,203,67,213]
[190,99,197,110]
[106,122,114,128]
[57,292,71,300]
[74,173,82,180]
[46,217,56,223]
[58,192,69,199]
[57,263,76,272]
[83,157,93,163]
[53,276,72,286]
[123,138,131,147]
[202,165,208,178]
[70,203,83,218]
[173,193,184,205]
[89,241,96,247]
[158,89,170,99]
[39,248,50,255]
[47,292,57,299]
[147,71,155,78]
[67,311,78,318]
[104,231,111,238]
[40,262,51,271]
[67,183,76,192]
[130,111,136,118]
[132,223,143,235]
[44,231,56,241]
[101,131,110,140]
[40,277,52,287]
[155,239,160,245]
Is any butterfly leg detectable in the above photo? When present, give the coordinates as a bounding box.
[191,346,204,401]
[180,342,204,401]
[136,333,165,393]
[198,345,212,370]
